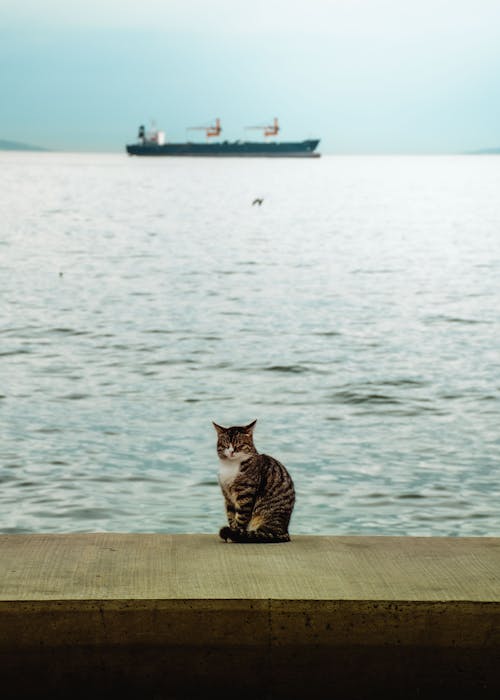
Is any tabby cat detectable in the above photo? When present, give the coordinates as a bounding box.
[213,419,295,543]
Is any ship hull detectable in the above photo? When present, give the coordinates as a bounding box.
[126,139,320,157]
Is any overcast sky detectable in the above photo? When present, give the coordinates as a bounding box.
[1,0,500,152]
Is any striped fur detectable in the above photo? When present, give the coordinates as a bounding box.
[213,420,295,544]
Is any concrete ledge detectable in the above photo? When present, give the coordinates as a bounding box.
[1,534,500,698]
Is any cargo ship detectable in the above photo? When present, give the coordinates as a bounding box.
[126,118,320,158]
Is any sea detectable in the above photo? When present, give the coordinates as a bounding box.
[1,151,500,536]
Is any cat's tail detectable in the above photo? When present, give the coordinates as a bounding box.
[219,526,290,544]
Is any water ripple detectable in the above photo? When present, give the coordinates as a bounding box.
[330,390,402,405]
[2,152,500,537]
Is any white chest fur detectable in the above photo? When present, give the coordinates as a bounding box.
[218,460,240,490]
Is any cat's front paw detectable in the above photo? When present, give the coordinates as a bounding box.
[219,526,233,542]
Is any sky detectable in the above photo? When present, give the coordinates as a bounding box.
[1,0,500,153]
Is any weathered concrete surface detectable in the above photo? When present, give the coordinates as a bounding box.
[1,534,499,698]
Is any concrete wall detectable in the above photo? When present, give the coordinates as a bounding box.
[1,534,499,698]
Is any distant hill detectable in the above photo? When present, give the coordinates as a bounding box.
[467,147,500,155]
[0,139,48,151]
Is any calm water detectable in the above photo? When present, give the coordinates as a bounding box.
[1,152,500,536]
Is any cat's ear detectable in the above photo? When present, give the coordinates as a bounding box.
[243,419,257,434]
[212,421,226,434]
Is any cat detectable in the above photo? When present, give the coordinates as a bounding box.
[213,419,295,543]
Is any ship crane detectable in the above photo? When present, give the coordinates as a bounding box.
[245,118,280,137]
[187,118,222,138]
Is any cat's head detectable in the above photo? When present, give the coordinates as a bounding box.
[212,420,257,461]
